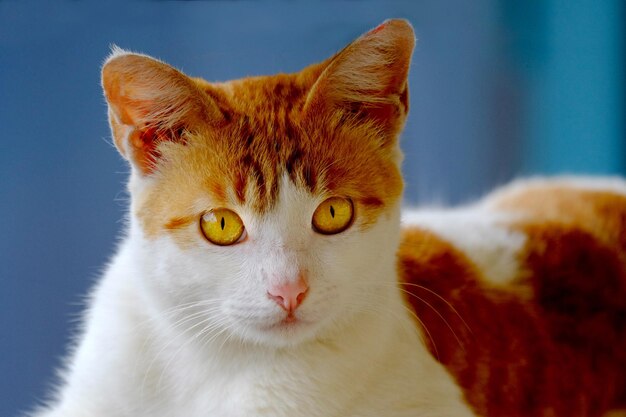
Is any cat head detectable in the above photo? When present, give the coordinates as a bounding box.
[102,20,415,348]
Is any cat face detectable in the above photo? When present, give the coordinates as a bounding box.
[103,20,415,347]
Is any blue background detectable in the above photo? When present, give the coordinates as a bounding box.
[1,2,624,415]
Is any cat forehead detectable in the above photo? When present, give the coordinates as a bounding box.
[142,133,401,242]
[152,75,399,213]
[158,114,396,213]
[141,105,402,239]
[194,68,318,129]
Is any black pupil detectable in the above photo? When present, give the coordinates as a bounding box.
[220,217,225,230]
[330,205,335,218]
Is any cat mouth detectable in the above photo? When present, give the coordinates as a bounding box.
[284,312,298,324]
[265,313,310,331]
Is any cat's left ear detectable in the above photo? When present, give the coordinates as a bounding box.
[101,48,225,174]
[303,19,415,139]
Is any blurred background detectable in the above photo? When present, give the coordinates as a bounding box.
[1,1,624,415]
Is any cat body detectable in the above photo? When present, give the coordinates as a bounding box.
[402,177,626,416]
[32,20,625,417]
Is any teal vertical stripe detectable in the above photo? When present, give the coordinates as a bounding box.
[525,0,624,174]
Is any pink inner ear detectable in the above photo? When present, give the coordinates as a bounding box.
[128,127,163,174]
[107,90,173,174]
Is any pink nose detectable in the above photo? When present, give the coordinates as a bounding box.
[267,277,309,312]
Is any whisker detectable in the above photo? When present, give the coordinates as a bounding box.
[360,281,473,336]
[399,303,440,360]
[134,298,227,330]
[154,315,230,393]
[341,298,439,360]
[397,287,466,353]
[139,305,224,401]
[400,282,473,334]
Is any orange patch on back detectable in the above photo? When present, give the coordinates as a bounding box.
[399,186,626,417]
[491,186,626,251]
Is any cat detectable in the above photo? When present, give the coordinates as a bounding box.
[31,19,626,417]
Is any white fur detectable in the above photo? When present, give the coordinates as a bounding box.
[33,176,474,417]
[482,175,626,206]
[402,207,526,285]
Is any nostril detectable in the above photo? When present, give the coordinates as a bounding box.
[267,291,286,308]
[296,290,307,305]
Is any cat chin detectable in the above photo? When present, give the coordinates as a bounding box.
[230,315,328,348]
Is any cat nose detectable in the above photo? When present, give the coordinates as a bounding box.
[267,276,309,312]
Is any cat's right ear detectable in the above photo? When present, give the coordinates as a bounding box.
[101,48,224,175]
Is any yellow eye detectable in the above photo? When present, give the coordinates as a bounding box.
[200,208,245,246]
[312,197,354,235]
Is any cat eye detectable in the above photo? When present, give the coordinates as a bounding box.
[200,208,246,246]
[312,197,354,235]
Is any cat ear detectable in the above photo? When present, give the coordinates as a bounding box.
[303,19,415,136]
[101,48,225,174]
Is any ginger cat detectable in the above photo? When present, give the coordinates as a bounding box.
[32,20,626,417]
